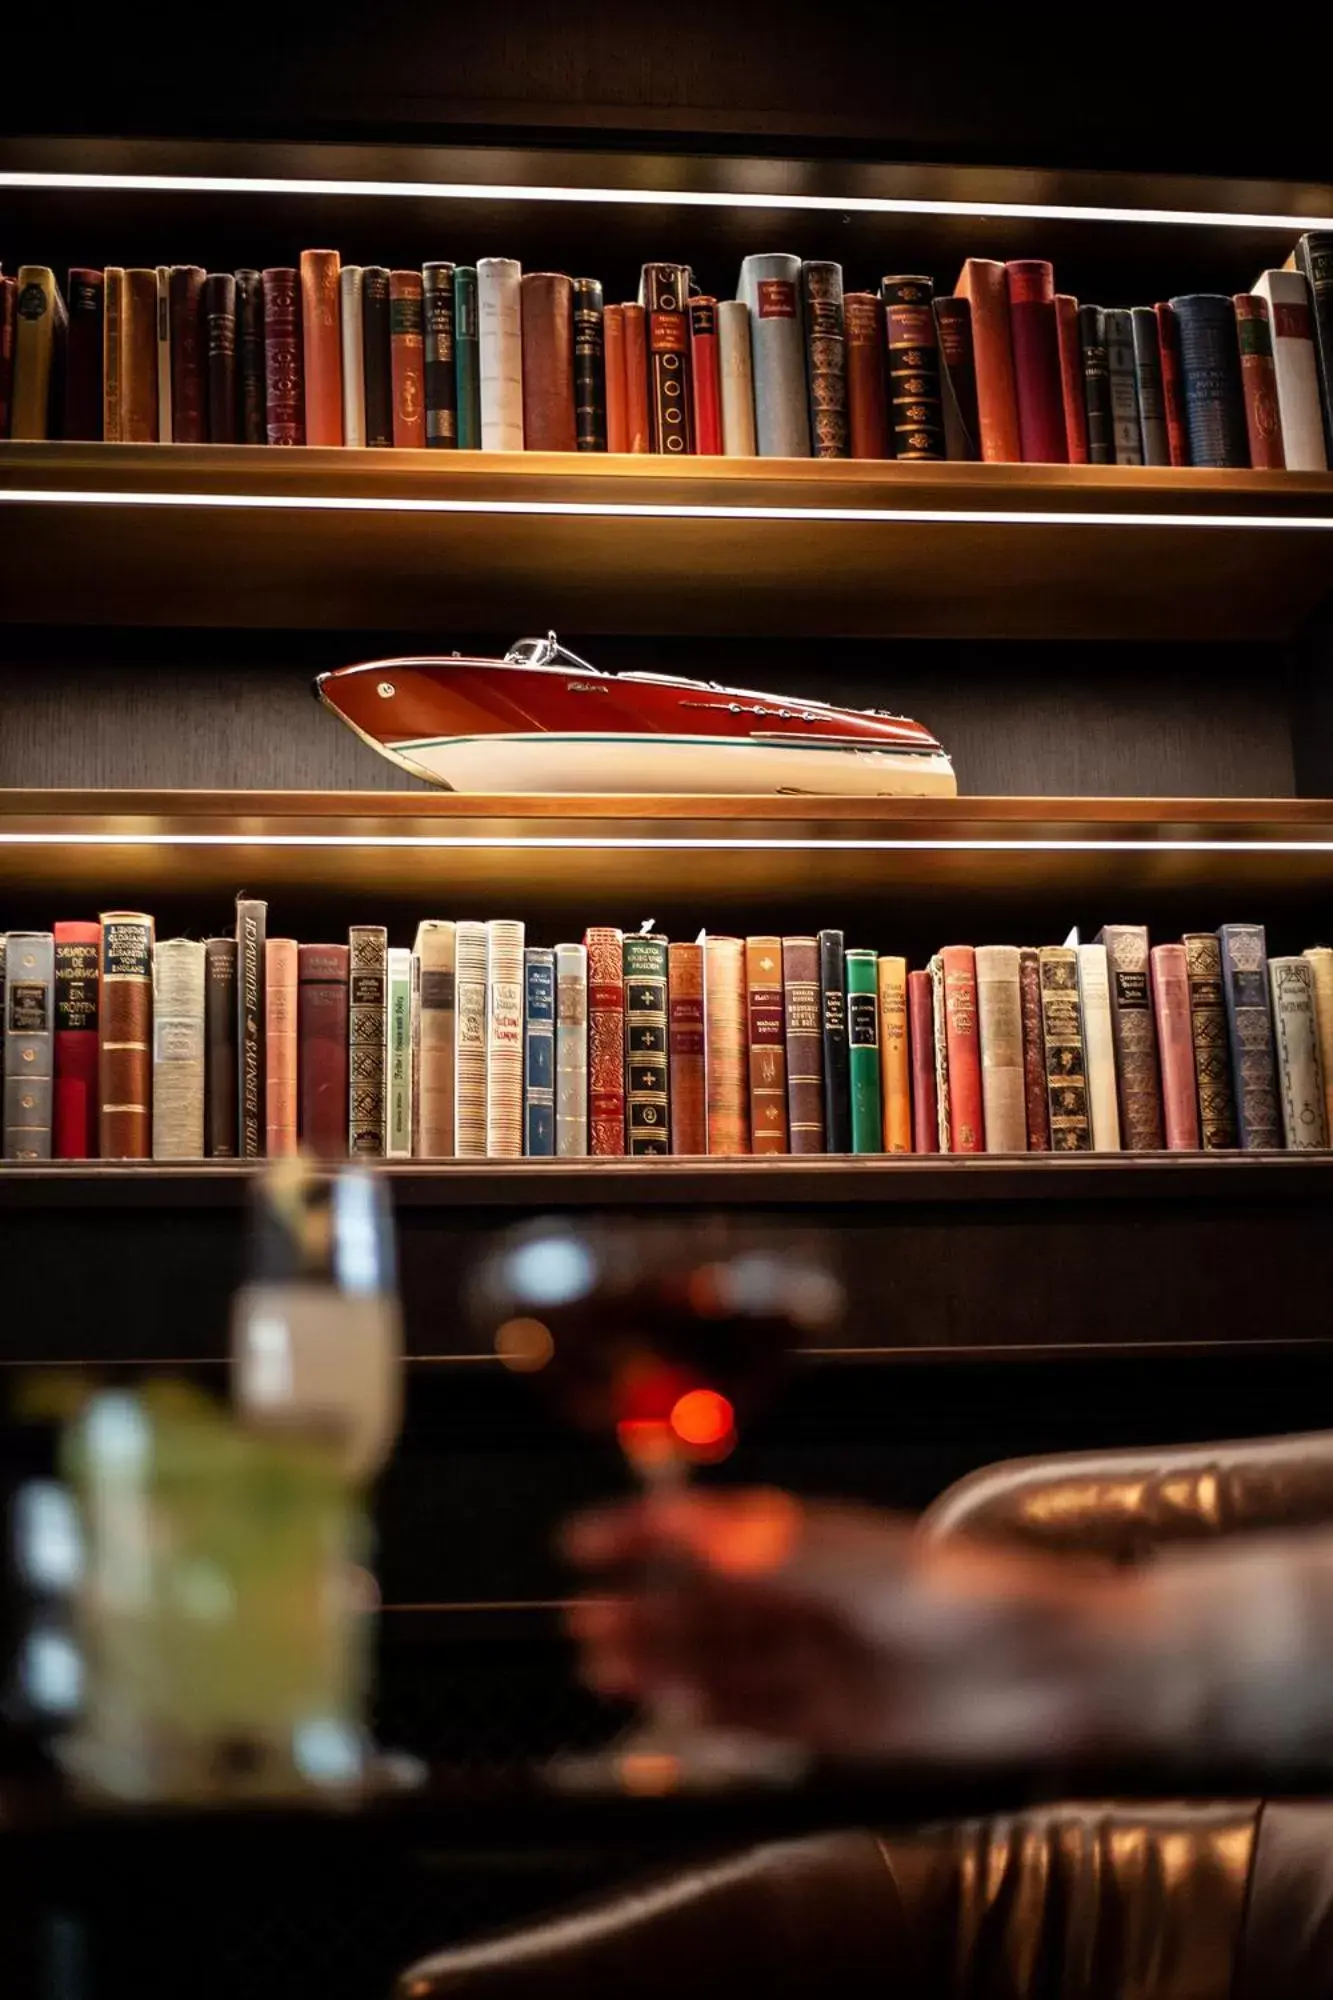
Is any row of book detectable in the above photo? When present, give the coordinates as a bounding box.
[2,911,1329,1163]
[4,237,1332,470]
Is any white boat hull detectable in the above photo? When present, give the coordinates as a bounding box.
[387,733,959,797]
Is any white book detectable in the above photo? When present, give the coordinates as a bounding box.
[555,942,589,1157]
[413,918,456,1157]
[152,938,205,1159]
[155,265,173,442]
[975,944,1027,1152]
[1076,943,1121,1151]
[1270,957,1328,1149]
[455,920,489,1159]
[386,947,413,1158]
[340,266,366,447]
[1252,270,1328,471]
[485,918,525,1157]
[717,300,757,456]
[477,257,524,451]
[1302,945,1333,1140]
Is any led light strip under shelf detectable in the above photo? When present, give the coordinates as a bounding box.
[0,835,1329,855]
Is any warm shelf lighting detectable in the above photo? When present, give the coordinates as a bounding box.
[0,835,1331,855]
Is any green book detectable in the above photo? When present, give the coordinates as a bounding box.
[846,948,882,1154]
[454,266,481,449]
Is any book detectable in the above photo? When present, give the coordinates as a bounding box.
[623,302,650,453]
[641,261,694,455]
[781,935,824,1154]
[1168,295,1248,468]
[0,276,15,439]
[952,260,1020,462]
[689,297,723,456]
[99,912,153,1160]
[1218,923,1282,1150]
[1150,944,1200,1152]
[104,266,124,442]
[236,268,266,444]
[520,271,577,452]
[573,277,606,452]
[478,258,525,451]
[846,948,881,1155]
[4,933,54,1161]
[348,922,387,1159]
[263,938,298,1158]
[1286,233,1333,460]
[298,249,342,448]
[818,928,851,1152]
[704,934,748,1155]
[203,272,238,443]
[236,898,267,1158]
[362,267,393,448]
[931,955,952,1149]
[523,946,556,1157]
[1233,294,1285,470]
[876,955,910,1153]
[1098,924,1164,1151]
[167,266,205,444]
[625,933,670,1155]
[1053,294,1088,464]
[1130,307,1169,465]
[1018,947,1051,1150]
[389,270,426,448]
[667,940,706,1153]
[338,266,366,446]
[603,303,628,452]
[907,968,939,1154]
[1037,946,1091,1152]
[1154,303,1189,467]
[940,945,983,1152]
[738,254,811,457]
[1269,957,1328,1150]
[1075,942,1121,1151]
[64,268,104,440]
[1182,933,1239,1151]
[1103,309,1143,466]
[935,295,980,461]
[53,920,99,1158]
[717,300,757,457]
[297,944,348,1162]
[412,920,455,1157]
[485,918,525,1158]
[1078,304,1113,466]
[1006,260,1066,463]
[153,939,206,1160]
[745,935,788,1154]
[151,266,169,438]
[423,261,457,448]
[386,946,413,1158]
[844,292,888,459]
[585,926,626,1155]
[262,269,304,445]
[1251,269,1326,471]
[12,268,65,442]
[803,260,848,458]
[454,267,481,449]
[1304,947,1333,1144]
[454,920,488,1158]
[122,268,159,442]
[555,942,589,1157]
[882,274,944,460]
[975,944,1026,1152]
[204,938,238,1159]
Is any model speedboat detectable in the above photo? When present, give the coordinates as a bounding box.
[314,634,956,797]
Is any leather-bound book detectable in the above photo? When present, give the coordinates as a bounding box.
[454,267,481,448]
[348,923,387,1159]
[802,260,848,458]
[1150,945,1200,1152]
[1053,294,1088,464]
[121,269,158,441]
[155,266,173,441]
[454,920,488,1158]
[625,934,670,1156]
[2,943,7,1065]
[689,297,723,455]
[203,272,238,443]
[1269,958,1328,1150]
[745,936,788,1155]
[1182,933,1238,1151]
[668,941,706,1154]
[1097,924,1163,1150]
[98,913,153,1160]
[623,303,650,453]
[103,266,124,442]
[738,254,810,457]
[718,301,757,456]
[952,260,1020,462]
[846,949,881,1155]
[1233,294,1284,469]
[64,269,104,440]
[297,944,348,1162]
[11,268,65,441]
[204,939,237,1158]
[361,267,393,448]
[1037,946,1091,1153]
[524,946,556,1158]
[934,295,979,461]
[929,956,952,1151]
[940,945,983,1152]
[152,939,205,1160]
[1076,943,1121,1151]
[907,969,939,1154]
[389,270,426,448]
[1103,310,1143,466]
[1154,303,1189,466]
[1218,924,1281,1150]
[478,257,524,450]
[585,926,625,1155]
[485,918,525,1159]
[264,938,298,1158]
[818,928,851,1152]
[704,935,748,1155]
[1130,307,1170,465]
[573,276,606,452]
[236,269,266,444]
[1252,270,1326,470]
[603,303,628,451]
[387,947,413,1159]
[1018,947,1051,1150]
[299,249,342,447]
[1168,296,1248,468]
[1078,305,1113,465]
[236,898,267,1158]
[641,261,693,455]
[0,276,16,438]
[975,944,1025,1152]
[168,266,206,444]
[1304,946,1333,1143]
[881,275,944,460]
[262,269,304,445]
[781,935,824,1155]
[555,943,588,1158]
[412,921,454,1157]
[876,955,910,1154]
[53,920,99,1158]
[422,261,457,448]
[1286,233,1333,458]
[1005,260,1067,462]
[339,267,365,445]
[844,293,888,459]
[520,272,577,452]
[4,933,55,1161]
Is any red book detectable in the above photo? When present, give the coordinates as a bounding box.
[1053,293,1088,464]
[745,936,789,1155]
[1233,293,1285,470]
[298,945,349,1161]
[844,292,889,458]
[0,275,15,438]
[1150,945,1201,1152]
[1005,261,1067,464]
[585,926,626,1155]
[907,970,938,1154]
[604,304,628,451]
[667,941,706,1152]
[689,297,723,455]
[941,945,984,1152]
[168,266,206,444]
[953,260,1021,462]
[520,271,577,452]
[389,270,426,448]
[622,303,650,453]
[1154,303,1189,467]
[300,250,343,447]
[54,921,100,1159]
[262,268,304,445]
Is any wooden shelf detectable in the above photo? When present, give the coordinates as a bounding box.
[4,444,1333,639]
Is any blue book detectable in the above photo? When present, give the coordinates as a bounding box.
[524,947,556,1157]
[1218,923,1282,1150]
[1168,295,1248,468]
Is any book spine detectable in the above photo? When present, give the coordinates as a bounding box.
[717,300,757,457]
[1183,933,1239,1151]
[625,934,670,1155]
[12,267,58,441]
[297,943,349,1162]
[844,292,888,459]
[940,945,983,1151]
[235,898,267,1157]
[121,269,159,442]
[623,303,650,452]
[585,926,626,1154]
[1219,924,1282,1149]
[1269,958,1328,1150]
[667,941,706,1153]
[339,266,366,446]
[1168,294,1249,468]
[1252,270,1326,471]
[478,258,524,450]
[907,968,939,1154]
[389,270,426,448]
[744,935,788,1154]
[1130,306,1170,465]
[603,303,628,451]
[1233,294,1285,469]
[802,260,848,458]
[4,933,55,1161]
[1038,947,1091,1152]
[738,253,810,457]
[412,921,455,1157]
[817,928,851,1151]
[385,947,412,1158]
[523,946,556,1157]
[877,955,910,1153]
[204,939,238,1158]
[53,920,100,1159]
[689,297,723,456]
[64,268,104,441]
[103,266,124,444]
[98,913,153,1160]
[485,919,525,1158]
[153,938,206,1160]
[520,271,577,452]
[1150,944,1201,1151]
[1305,946,1333,1144]
[262,269,304,445]
[1018,947,1051,1149]
[1294,234,1333,461]
[203,271,237,444]
[1078,304,1113,465]
[1154,303,1189,467]
[1053,294,1088,464]
[263,937,298,1158]
[454,920,488,1158]
[1099,924,1164,1149]
[929,956,951,1150]
[846,949,881,1154]
[422,261,457,448]
[573,276,606,452]
[881,274,944,460]
[236,268,267,444]
[348,923,387,1158]
[975,944,1026,1152]
[361,267,394,447]
[641,261,694,455]
[952,259,1020,462]
[300,249,343,447]
[1076,943,1121,1151]
[0,276,16,439]
[781,935,825,1154]
[704,935,749,1155]
[1006,260,1067,463]
[555,943,589,1157]
[935,295,980,460]
[1103,309,1143,465]
[454,267,481,448]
